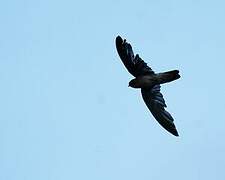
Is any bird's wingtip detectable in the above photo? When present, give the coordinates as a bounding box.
[172,129,179,137]
[116,35,123,44]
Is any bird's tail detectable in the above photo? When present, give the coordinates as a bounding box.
[157,70,180,84]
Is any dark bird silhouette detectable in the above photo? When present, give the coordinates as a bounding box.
[115,36,180,136]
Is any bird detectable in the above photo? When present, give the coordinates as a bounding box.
[115,36,180,136]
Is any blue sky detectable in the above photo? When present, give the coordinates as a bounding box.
[1,0,225,179]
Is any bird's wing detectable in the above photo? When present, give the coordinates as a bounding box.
[116,36,154,77]
[141,85,179,136]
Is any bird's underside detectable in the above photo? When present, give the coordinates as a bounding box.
[116,35,180,136]
[129,70,180,89]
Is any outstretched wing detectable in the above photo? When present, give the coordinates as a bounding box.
[116,36,154,77]
[141,85,179,136]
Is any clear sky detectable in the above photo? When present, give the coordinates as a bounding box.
[1,0,225,179]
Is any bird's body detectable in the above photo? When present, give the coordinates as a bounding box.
[115,36,181,136]
[129,75,158,89]
[129,70,180,89]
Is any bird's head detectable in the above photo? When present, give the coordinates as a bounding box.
[128,79,138,88]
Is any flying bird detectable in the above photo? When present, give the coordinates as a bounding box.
[115,36,180,136]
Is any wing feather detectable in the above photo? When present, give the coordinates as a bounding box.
[141,86,179,136]
[116,36,154,77]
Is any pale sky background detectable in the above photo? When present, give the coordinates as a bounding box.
[1,0,225,180]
